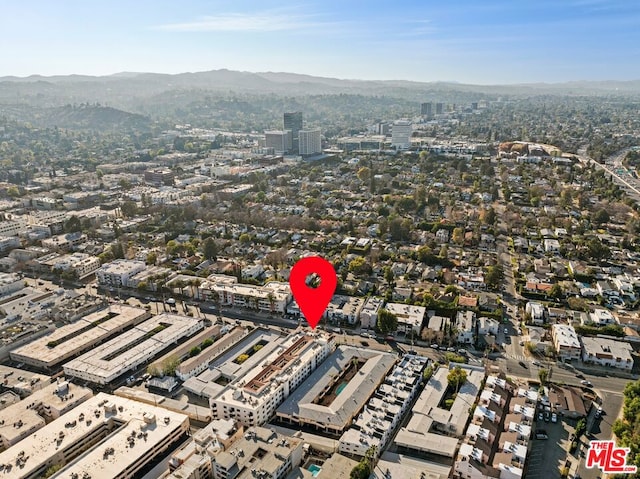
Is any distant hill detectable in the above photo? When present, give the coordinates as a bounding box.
[1,69,639,103]
[1,69,639,130]
[29,104,152,131]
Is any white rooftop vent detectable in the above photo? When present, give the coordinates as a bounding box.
[143,412,156,424]
[56,381,69,395]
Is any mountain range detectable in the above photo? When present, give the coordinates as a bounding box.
[1,69,639,131]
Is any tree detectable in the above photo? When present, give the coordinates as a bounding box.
[485,265,504,290]
[349,257,371,276]
[377,309,398,335]
[383,266,395,286]
[481,207,497,225]
[452,227,464,245]
[592,208,610,225]
[444,284,459,295]
[396,196,417,213]
[350,461,371,479]
[161,355,180,376]
[203,237,218,261]
[538,368,549,386]
[416,245,434,263]
[356,166,371,182]
[586,237,611,261]
[64,215,82,233]
[549,283,563,300]
[43,464,63,478]
[111,242,125,259]
[120,200,139,218]
[239,233,251,244]
[146,252,157,265]
[447,366,468,393]
[389,217,411,241]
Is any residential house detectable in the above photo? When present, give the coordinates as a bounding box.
[551,324,581,361]
[456,310,476,344]
[581,337,634,371]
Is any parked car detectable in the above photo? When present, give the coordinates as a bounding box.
[447,347,456,352]
[551,413,558,423]
[430,344,439,349]
[537,412,543,421]
[532,360,541,366]
[535,429,548,440]
[544,411,550,422]
[581,380,593,387]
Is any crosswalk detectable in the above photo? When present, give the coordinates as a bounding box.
[506,353,528,362]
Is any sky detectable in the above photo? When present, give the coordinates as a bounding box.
[1,0,640,84]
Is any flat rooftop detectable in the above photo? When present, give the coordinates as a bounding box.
[115,386,213,423]
[0,379,92,426]
[374,452,452,479]
[0,392,189,479]
[63,313,202,383]
[215,426,303,479]
[183,328,285,398]
[10,304,150,368]
[276,346,397,432]
[399,364,484,439]
[0,365,49,394]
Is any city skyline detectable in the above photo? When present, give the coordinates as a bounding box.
[2,0,640,84]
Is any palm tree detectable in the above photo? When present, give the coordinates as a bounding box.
[189,278,202,300]
[211,290,222,320]
[267,292,276,314]
[173,279,186,297]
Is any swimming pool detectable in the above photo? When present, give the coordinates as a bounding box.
[308,464,322,477]
[336,381,348,395]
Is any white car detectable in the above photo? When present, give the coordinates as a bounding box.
[551,413,558,423]
[581,380,593,387]
[504,328,509,334]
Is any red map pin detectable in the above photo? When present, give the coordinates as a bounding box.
[289,256,337,329]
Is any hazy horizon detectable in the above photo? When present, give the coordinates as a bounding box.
[2,68,640,87]
[2,0,640,84]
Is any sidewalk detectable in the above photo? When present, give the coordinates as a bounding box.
[570,360,639,381]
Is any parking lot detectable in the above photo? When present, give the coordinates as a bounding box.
[526,415,573,479]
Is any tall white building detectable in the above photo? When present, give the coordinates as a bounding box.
[211,332,335,427]
[391,120,412,149]
[298,129,322,156]
[96,259,146,287]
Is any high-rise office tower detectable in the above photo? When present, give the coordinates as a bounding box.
[435,103,444,115]
[283,111,303,154]
[420,102,433,117]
